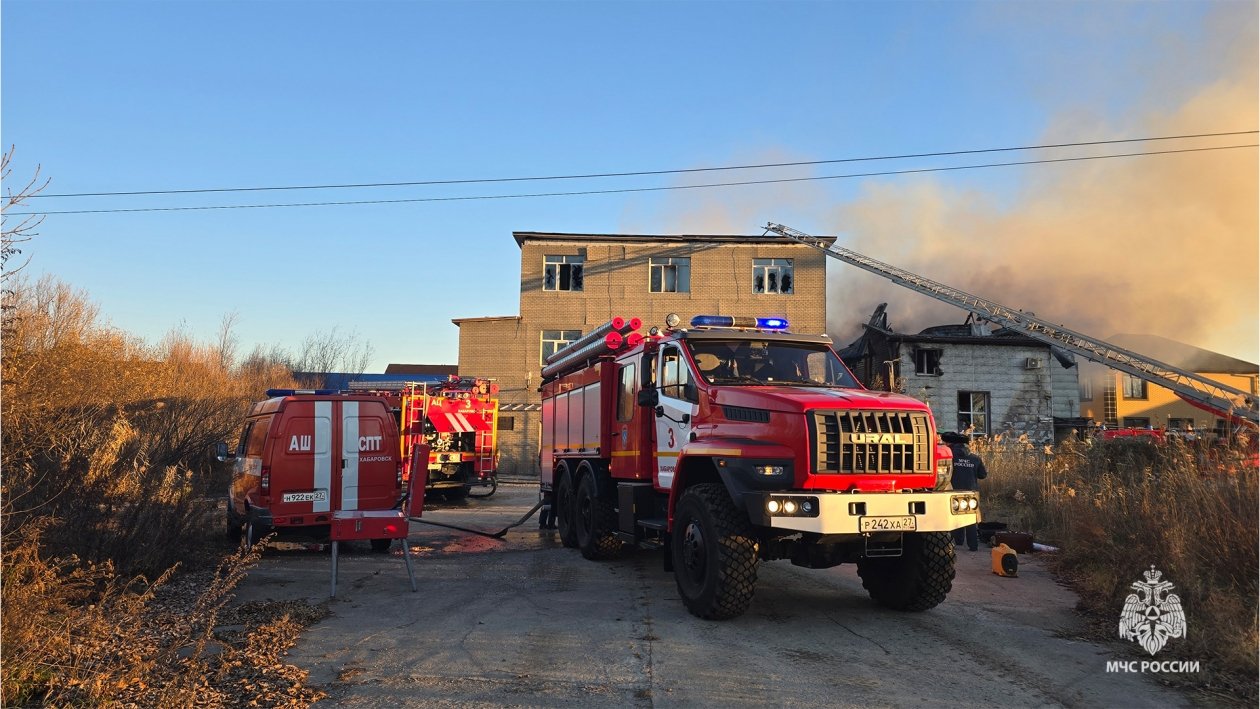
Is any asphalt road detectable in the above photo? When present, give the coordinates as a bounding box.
[231,483,1188,708]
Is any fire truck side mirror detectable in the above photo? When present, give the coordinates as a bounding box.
[214,442,234,462]
[637,388,659,407]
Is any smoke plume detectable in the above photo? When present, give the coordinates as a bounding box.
[827,11,1258,362]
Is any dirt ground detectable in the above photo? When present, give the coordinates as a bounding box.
[229,483,1193,708]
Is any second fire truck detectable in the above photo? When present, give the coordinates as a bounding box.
[539,315,980,620]
[350,377,500,499]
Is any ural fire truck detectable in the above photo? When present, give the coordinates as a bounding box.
[348,377,500,499]
[539,315,979,620]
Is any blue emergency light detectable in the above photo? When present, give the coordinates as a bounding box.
[265,388,340,397]
[689,315,790,331]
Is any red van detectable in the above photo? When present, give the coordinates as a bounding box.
[225,390,404,550]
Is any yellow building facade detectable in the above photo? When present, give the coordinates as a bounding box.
[1077,334,1258,434]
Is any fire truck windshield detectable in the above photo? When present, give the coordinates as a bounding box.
[686,339,860,388]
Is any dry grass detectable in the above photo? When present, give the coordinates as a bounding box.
[1,524,327,706]
[1,275,317,705]
[975,434,1259,701]
[1,275,296,576]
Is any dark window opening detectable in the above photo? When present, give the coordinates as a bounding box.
[915,349,943,376]
[649,257,691,293]
[752,258,793,294]
[957,391,990,434]
[544,255,584,292]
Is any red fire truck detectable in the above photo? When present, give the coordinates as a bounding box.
[348,377,500,499]
[539,314,979,620]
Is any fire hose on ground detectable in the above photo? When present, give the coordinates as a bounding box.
[406,500,543,540]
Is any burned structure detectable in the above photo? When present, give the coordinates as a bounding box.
[839,305,1083,443]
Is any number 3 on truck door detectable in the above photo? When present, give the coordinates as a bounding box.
[654,344,697,490]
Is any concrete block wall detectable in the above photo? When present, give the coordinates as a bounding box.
[901,343,1079,442]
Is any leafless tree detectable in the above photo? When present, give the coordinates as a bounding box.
[214,311,240,373]
[294,327,375,387]
[2,146,51,333]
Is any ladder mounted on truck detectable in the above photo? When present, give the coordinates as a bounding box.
[763,222,1259,425]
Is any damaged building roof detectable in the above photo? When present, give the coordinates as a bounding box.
[838,303,1076,367]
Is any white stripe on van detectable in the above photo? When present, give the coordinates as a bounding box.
[313,401,332,513]
[341,401,359,511]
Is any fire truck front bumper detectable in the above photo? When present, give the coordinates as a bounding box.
[744,490,980,535]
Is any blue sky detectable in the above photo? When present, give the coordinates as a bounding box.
[4,0,1256,370]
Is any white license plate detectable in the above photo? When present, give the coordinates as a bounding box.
[282,490,327,503]
[860,515,917,532]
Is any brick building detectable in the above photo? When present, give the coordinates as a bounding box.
[454,231,833,476]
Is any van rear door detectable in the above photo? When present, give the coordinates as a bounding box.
[267,396,400,520]
[338,399,399,512]
[270,399,334,518]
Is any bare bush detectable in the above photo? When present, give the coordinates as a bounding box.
[293,326,374,387]
[0,266,366,705]
[0,276,294,573]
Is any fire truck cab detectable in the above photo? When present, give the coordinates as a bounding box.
[540,315,980,619]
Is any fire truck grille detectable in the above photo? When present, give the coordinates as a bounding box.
[811,410,932,474]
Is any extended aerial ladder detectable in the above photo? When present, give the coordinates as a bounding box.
[763,222,1259,426]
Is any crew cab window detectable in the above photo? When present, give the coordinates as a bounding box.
[617,363,636,422]
[660,347,695,401]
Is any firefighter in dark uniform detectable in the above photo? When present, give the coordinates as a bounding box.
[942,432,987,551]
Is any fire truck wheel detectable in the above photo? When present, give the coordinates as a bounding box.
[671,483,759,620]
[370,539,393,553]
[555,470,579,548]
[856,531,956,611]
[575,473,623,560]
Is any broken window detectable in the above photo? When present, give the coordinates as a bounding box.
[752,258,793,294]
[957,391,990,434]
[544,255,584,292]
[914,348,943,376]
[649,257,691,293]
